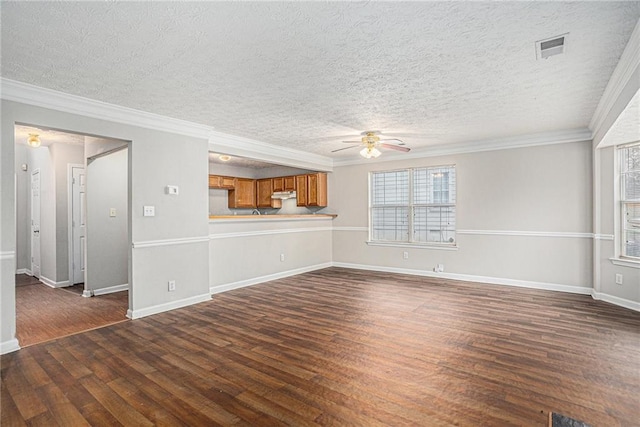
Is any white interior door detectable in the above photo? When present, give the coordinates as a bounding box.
[31,169,41,278]
[72,167,86,284]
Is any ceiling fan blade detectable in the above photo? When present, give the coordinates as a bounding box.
[380,143,410,152]
[379,138,405,145]
[331,145,360,153]
[342,140,362,143]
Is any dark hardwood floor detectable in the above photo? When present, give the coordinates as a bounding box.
[14,274,128,347]
[3,267,639,426]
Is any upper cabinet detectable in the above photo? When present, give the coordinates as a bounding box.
[296,172,327,207]
[210,172,327,210]
[209,175,235,189]
[228,178,256,208]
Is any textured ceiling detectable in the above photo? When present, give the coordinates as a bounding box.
[2,2,639,157]
[15,125,85,147]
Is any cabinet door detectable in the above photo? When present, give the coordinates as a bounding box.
[256,179,281,208]
[228,178,256,208]
[283,176,296,191]
[221,176,235,189]
[295,175,308,206]
[307,173,327,207]
[272,177,284,192]
[209,175,222,188]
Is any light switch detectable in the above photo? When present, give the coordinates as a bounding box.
[143,206,155,217]
[166,185,179,195]
[109,208,116,217]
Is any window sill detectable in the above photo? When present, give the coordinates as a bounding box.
[609,257,640,269]
[366,241,459,251]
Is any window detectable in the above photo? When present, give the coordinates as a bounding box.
[620,143,640,259]
[370,166,456,246]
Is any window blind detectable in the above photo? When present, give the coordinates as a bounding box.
[621,144,640,258]
[370,166,456,245]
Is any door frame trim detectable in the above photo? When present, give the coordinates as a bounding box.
[30,168,41,278]
[68,163,85,288]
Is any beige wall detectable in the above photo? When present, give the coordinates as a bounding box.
[331,141,593,291]
[209,218,333,292]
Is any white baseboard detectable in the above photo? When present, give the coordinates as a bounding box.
[0,338,21,355]
[591,290,640,312]
[93,284,128,296]
[332,262,593,295]
[126,293,211,320]
[40,276,70,288]
[209,262,333,295]
[16,268,32,275]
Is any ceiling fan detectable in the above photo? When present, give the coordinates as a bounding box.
[331,130,410,158]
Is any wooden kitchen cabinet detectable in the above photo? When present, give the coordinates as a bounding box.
[295,175,308,206]
[307,172,327,207]
[273,176,296,193]
[272,177,284,192]
[295,173,327,207]
[228,178,256,208]
[283,176,296,191]
[209,175,235,189]
[256,178,282,209]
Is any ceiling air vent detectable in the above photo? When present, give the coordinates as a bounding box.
[536,34,568,60]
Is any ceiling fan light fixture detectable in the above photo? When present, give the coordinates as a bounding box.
[360,146,381,159]
[27,133,41,148]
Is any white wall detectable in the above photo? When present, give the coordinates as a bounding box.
[86,148,128,292]
[331,141,593,292]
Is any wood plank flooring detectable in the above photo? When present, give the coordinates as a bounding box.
[14,274,128,347]
[2,267,639,426]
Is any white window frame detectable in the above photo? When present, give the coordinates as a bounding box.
[615,142,640,264]
[367,165,457,250]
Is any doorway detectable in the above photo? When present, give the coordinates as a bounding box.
[14,124,131,347]
[69,164,86,288]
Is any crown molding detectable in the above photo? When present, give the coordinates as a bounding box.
[589,18,640,144]
[332,128,592,167]
[208,130,333,172]
[1,78,213,139]
[1,78,334,171]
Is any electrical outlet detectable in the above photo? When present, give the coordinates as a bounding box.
[280,253,285,262]
[615,274,623,285]
[403,251,409,260]
[168,280,176,292]
[143,206,155,217]
[434,264,444,273]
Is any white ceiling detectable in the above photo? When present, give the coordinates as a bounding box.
[2,2,639,158]
[15,125,86,147]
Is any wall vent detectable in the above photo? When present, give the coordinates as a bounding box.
[536,34,568,60]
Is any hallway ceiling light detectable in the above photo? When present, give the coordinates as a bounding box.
[219,155,231,162]
[27,133,41,148]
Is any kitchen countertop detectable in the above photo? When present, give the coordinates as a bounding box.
[209,214,337,221]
